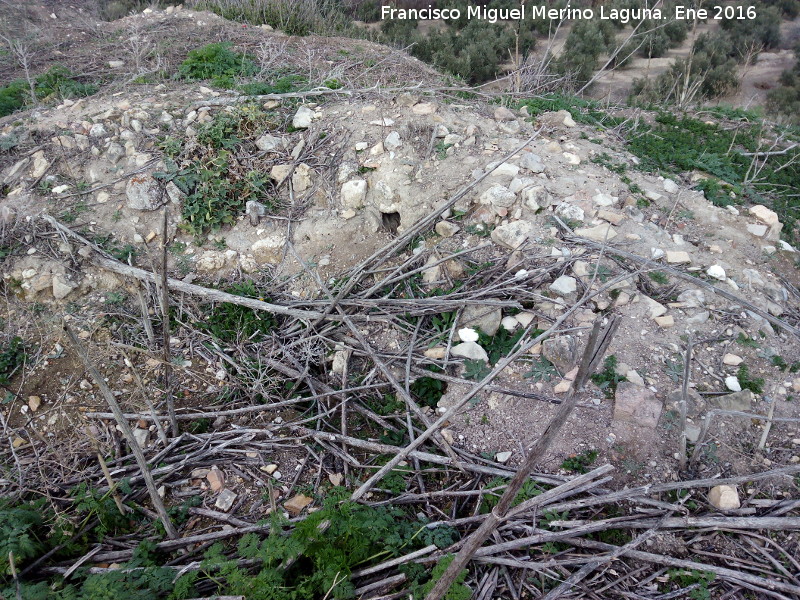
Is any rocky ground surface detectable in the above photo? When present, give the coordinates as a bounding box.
[2,5,800,523]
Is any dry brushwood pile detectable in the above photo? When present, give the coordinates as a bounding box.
[1,7,800,600]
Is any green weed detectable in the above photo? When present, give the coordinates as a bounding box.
[463,359,491,381]
[0,65,97,118]
[665,569,716,600]
[196,281,276,342]
[736,364,765,394]
[410,369,446,408]
[590,355,626,399]
[560,449,598,473]
[481,477,543,513]
[649,271,669,284]
[0,337,25,386]
[523,357,557,382]
[178,42,258,88]
[154,105,277,235]
[477,328,526,366]
[736,333,760,348]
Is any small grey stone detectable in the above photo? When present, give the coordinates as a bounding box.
[292,106,314,129]
[542,336,577,374]
[480,185,517,208]
[549,275,577,297]
[495,451,512,463]
[52,274,77,300]
[384,131,402,150]
[132,428,150,450]
[494,106,516,121]
[89,123,107,138]
[491,221,533,250]
[708,390,753,412]
[255,133,283,152]
[106,142,125,164]
[215,488,237,512]
[460,305,502,336]
[519,152,544,173]
[613,382,662,428]
[677,289,705,308]
[452,342,489,362]
[341,179,367,209]
[125,174,163,211]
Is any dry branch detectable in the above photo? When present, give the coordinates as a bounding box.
[424,316,621,600]
[64,324,178,539]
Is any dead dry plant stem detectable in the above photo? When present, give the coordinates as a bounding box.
[541,512,673,600]
[160,209,178,436]
[567,536,800,597]
[137,283,155,346]
[424,315,621,600]
[7,550,20,600]
[95,451,126,516]
[43,215,332,321]
[350,268,635,505]
[679,335,693,472]
[64,324,178,539]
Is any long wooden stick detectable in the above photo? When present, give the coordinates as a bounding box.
[540,512,673,600]
[679,336,693,471]
[160,209,178,437]
[64,324,178,539]
[424,316,621,600]
[43,215,332,322]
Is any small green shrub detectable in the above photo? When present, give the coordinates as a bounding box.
[590,355,626,399]
[0,65,97,117]
[0,336,26,386]
[410,369,447,408]
[154,105,278,235]
[561,449,598,473]
[736,364,765,394]
[197,281,277,342]
[648,271,669,285]
[178,42,258,88]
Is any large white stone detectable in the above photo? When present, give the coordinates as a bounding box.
[549,275,577,296]
[292,106,315,129]
[480,185,516,208]
[491,221,533,250]
[749,204,779,226]
[574,224,616,242]
[706,265,726,280]
[341,179,367,209]
[452,342,489,362]
[725,376,742,392]
[458,328,479,342]
[708,485,740,510]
